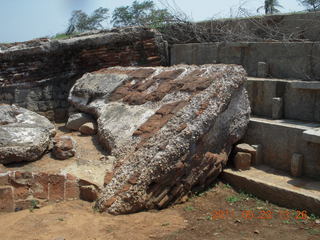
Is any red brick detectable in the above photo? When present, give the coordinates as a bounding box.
[32,173,49,199]
[234,152,251,170]
[48,174,65,201]
[117,184,131,194]
[79,185,98,202]
[65,181,79,200]
[104,197,117,208]
[13,185,30,200]
[104,172,113,186]
[78,179,99,188]
[66,173,77,181]
[11,171,34,186]
[0,174,9,185]
[14,199,33,210]
[0,186,14,212]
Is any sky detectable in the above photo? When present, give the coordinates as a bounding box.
[0,0,304,43]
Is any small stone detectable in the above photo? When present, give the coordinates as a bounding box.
[52,136,76,160]
[254,230,260,234]
[291,153,303,177]
[235,143,257,165]
[235,143,255,153]
[315,219,320,224]
[53,237,65,240]
[272,97,283,120]
[257,62,268,78]
[234,152,251,170]
[251,144,262,165]
[66,112,93,131]
[79,185,98,202]
[79,122,97,135]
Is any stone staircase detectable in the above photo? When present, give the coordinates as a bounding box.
[169,42,320,215]
[222,77,320,215]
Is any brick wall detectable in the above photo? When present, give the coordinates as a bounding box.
[0,171,100,212]
[0,28,168,121]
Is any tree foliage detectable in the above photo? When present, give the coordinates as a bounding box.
[111,0,174,28]
[299,0,320,11]
[66,7,109,35]
[257,0,282,15]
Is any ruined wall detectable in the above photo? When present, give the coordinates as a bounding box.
[162,12,320,44]
[170,42,320,81]
[0,170,100,212]
[199,12,320,42]
[0,28,168,121]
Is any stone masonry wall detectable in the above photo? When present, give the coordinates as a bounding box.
[0,28,168,121]
[170,42,320,81]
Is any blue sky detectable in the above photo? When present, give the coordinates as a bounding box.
[0,0,304,43]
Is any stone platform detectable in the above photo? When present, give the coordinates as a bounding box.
[222,165,320,216]
[243,117,320,179]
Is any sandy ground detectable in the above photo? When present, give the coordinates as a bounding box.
[0,181,319,240]
[0,200,186,240]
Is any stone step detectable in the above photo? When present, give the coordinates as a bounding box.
[245,77,320,122]
[303,128,320,144]
[221,165,320,216]
[243,117,320,179]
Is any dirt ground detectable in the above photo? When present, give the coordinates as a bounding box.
[0,181,319,240]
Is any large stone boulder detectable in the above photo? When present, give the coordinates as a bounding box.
[69,64,251,214]
[0,104,55,164]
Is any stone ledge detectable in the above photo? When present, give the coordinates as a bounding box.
[222,166,320,216]
[244,117,320,179]
[291,81,320,90]
[250,117,320,130]
[303,128,320,144]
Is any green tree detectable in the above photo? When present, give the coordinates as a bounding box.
[299,0,320,11]
[66,7,109,35]
[257,0,283,15]
[111,0,174,28]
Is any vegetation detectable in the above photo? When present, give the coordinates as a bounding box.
[52,33,75,40]
[111,0,174,28]
[29,199,40,212]
[58,0,320,42]
[257,0,283,14]
[66,7,109,35]
[299,0,320,11]
[184,205,195,211]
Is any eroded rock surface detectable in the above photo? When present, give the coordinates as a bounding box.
[0,104,55,164]
[69,64,251,214]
